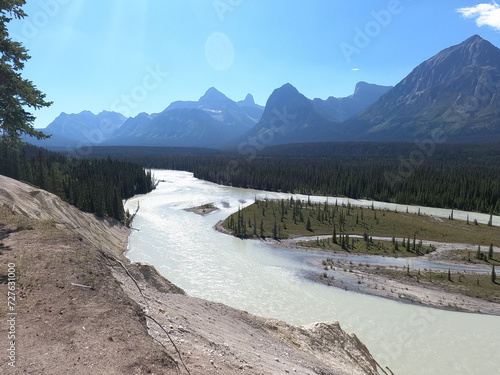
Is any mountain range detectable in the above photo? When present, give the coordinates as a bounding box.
[240,82,392,146]
[107,88,263,148]
[27,35,500,149]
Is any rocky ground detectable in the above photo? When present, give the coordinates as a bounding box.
[183,203,219,216]
[264,238,500,316]
[0,175,383,375]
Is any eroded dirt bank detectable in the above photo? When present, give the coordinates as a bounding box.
[0,175,382,375]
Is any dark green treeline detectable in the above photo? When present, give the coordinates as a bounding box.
[91,142,500,215]
[0,144,154,221]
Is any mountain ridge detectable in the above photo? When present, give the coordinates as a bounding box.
[344,34,500,142]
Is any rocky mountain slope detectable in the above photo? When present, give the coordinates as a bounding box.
[27,110,127,149]
[345,35,500,142]
[240,83,342,146]
[0,175,381,375]
[312,81,392,123]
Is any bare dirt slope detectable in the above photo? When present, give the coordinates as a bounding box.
[0,175,381,375]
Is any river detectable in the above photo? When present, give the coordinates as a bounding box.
[124,170,500,375]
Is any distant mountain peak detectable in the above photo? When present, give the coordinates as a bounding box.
[241,93,255,106]
[458,34,496,54]
[236,93,264,121]
[265,83,309,108]
[464,34,484,44]
[425,34,500,70]
[352,81,377,92]
[205,86,222,95]
[278,83,300,93]
[199,87,230,104]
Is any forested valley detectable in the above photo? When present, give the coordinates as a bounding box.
[86,142,500,215]
[0,143,155,222]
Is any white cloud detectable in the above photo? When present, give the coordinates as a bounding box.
[351,68,360,71]
[458,2,500,31]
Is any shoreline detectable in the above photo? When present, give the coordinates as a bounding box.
[214,224,500,316]
[306,258,500,316]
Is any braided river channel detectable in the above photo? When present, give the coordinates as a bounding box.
[125,170,500,375]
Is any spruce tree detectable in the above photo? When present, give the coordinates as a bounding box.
[0,1,52,146]
[306,217,312,232]
[488,243,494,260]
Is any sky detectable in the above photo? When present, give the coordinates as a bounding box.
[7,0,500,128]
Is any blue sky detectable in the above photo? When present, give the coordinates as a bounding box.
[8,0,500,128]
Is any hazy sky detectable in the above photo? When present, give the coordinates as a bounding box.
[8,0,500,128]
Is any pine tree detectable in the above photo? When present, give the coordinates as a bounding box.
[306,217,312,232]
[0,1,52,146]
[488,243,494,260]
[492,265,496,283]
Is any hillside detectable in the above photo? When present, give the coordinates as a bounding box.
[0,175,381,375]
